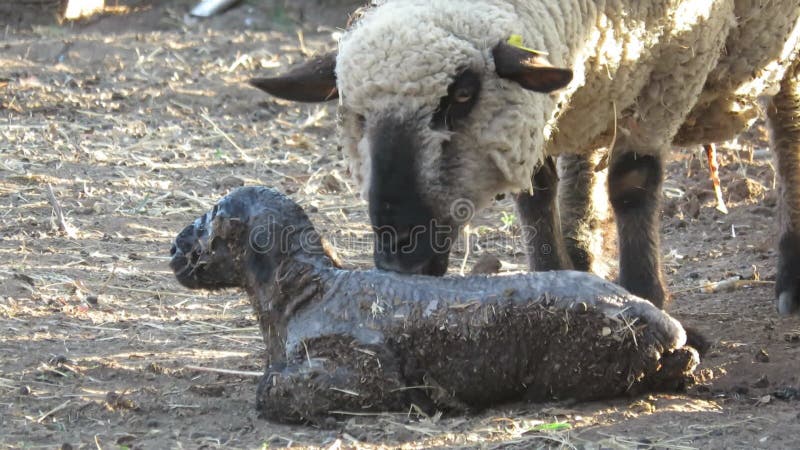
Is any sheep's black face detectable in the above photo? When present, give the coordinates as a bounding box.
[367,119,453,276]
[366,70,486,276]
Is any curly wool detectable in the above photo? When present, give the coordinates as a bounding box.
[335,0,800,200]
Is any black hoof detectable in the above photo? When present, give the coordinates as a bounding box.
[777,289,799,316]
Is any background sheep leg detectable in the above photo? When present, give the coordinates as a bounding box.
[769,57,800,315]
[515,157,573,271]
[557,154,594,271]
[557,151,611,274]
[608,151,667,308]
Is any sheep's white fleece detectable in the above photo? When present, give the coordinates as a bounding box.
[334,0,800,208]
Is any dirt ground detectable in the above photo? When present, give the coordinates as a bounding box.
[2,2,800,449]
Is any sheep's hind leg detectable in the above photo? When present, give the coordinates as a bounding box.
[515,157,573,271]
[769,58,800,315]
[608,151,667,308]
[608,150,710,353]
[256,341,420,425]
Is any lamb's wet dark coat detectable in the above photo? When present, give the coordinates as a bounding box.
[171,187,699,425]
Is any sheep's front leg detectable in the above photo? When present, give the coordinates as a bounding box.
[515,157,573,271]
[769,58,800,315]
[256,341,419,424]
[608,151,667,308]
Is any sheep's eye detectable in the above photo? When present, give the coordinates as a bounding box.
[453,87,473,103]
[431,69,481,129]
[449,70,480,106]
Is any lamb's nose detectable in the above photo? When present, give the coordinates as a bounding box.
[172,224,199,257]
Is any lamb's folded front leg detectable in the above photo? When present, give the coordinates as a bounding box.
[256,337,424,425]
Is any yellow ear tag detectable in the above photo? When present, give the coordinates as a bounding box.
[507,34,548,56]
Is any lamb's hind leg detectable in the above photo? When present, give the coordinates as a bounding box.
[608,151,667,308]
[769,58,800,315]
[515,157,573,271]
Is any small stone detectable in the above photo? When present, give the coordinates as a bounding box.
[698,368,714,382]
[628,399,655,414]
[319,173,344,193]
[753,375,770,388]
[49,355,68,365]
[601,327,612,337]
[18,385,31,395]
[85,295,98,306]
[92,150,109,162]
[755,348,770,363]
[727,178,766,203]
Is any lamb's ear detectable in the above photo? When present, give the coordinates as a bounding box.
[249,52,338,102]
[492,41,572,93]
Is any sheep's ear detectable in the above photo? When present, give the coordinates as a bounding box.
[249,52,338,102]
[492,41,572,93]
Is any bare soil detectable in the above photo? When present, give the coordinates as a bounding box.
[2,2,800,448]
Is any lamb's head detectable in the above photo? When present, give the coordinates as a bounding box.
[170,186,328,290]
[250,2,572,275]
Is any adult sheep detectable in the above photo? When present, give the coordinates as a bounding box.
[251,1,800,314]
